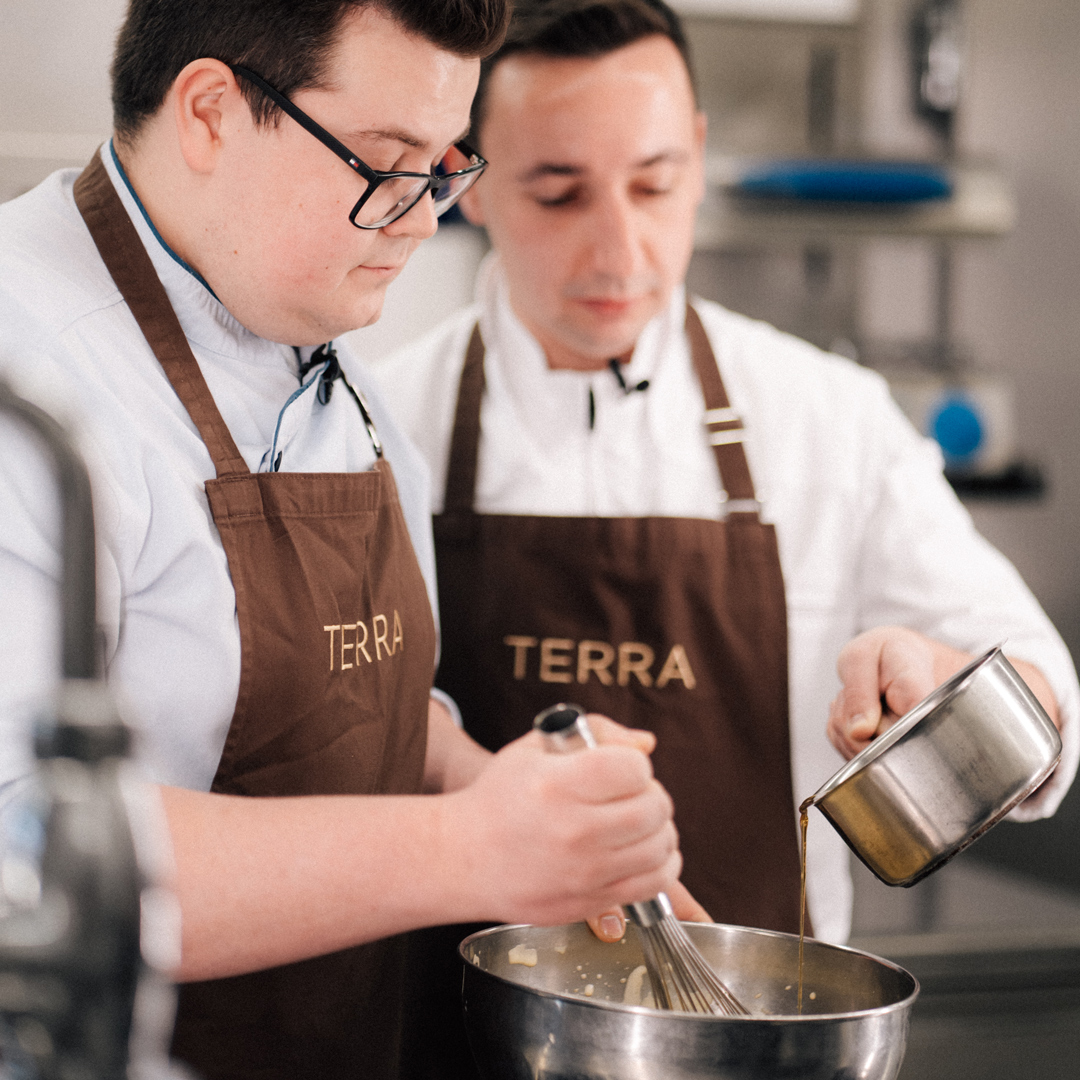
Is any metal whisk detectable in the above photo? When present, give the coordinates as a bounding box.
[623,894,748,1014]
[534,704,750,1017]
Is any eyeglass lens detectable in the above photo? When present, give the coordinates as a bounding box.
[354,144,481,228]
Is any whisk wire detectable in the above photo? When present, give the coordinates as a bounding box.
[663,918,749,1015]
[626,896,749,1016]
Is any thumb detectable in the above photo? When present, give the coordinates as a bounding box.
[836,647,884,739]
[586,908,627,943]
[845,708,881,743]
[587,882,712,942]
[827,692,880,760]
[828,635,887,759]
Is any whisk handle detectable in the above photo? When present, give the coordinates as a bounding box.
[624,893,675,929]
[533,703,598,753]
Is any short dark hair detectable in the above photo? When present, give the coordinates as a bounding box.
[112,0,510,144]
[471,0,695,141]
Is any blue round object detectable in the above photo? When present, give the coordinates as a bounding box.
[931,395,983,462]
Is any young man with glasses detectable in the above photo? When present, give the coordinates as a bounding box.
[373,2,1078,1070]
[0,2,688,1077]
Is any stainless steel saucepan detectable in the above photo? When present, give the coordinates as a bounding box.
[810,645,1062,886]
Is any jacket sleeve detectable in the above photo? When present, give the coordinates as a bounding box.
[853,382,1080,820]
[0,406,62,805]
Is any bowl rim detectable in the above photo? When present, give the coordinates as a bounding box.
[458,921,920,1022]
[810,644,1004,803]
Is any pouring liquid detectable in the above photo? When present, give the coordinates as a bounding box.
[797,796,814,1014]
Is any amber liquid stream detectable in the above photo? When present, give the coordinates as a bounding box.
[797,795,814,1014]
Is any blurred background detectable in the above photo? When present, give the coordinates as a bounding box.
[3,1,1080,1075]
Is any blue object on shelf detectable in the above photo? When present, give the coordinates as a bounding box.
[735,160,953,203]
[930,393,984,464]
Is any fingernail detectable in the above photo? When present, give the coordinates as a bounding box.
[600,914,624,939]
[847,713,867,735]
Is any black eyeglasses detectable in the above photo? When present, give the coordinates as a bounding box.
[231,65,486,229]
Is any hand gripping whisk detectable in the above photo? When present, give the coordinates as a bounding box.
[534,704,750,1017]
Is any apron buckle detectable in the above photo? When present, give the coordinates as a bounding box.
[720,496,762,519]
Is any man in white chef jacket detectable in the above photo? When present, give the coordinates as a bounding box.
[372,0,1080,951]
[0,1,692,1076]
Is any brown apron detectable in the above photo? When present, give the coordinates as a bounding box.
[434,308,802,929]
[406,307,805,1079]
[74,153,436,1080]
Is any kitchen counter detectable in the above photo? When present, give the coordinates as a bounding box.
[849,856,1080,1080]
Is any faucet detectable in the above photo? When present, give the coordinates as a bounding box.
[0,379,178,1080]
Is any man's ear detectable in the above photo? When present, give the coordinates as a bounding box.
[171,59,241,174]
[458,180,486,226]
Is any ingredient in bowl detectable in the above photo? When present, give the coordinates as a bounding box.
[622,964,656,1008]
[508,944,538,967]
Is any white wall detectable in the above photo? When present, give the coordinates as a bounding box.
[953,0,1080,651]
[859,0,1080,654]
[0,0,124,201]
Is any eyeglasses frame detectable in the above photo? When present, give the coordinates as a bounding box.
[230,64,487,229]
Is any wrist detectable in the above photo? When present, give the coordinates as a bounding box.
[420,787,493,926]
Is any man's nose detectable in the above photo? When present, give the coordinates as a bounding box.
[383,191,439,242]
[584,192,644,279]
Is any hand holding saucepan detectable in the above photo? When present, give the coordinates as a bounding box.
[827,627,945,759]
[827,625,1061,762]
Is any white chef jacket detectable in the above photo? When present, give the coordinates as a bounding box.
[0,145,443,803]
[370,253,1080,944]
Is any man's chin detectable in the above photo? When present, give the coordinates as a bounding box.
[563,316,652,361]
[356,304,385,330]
[275,302,386,346]
[324,294,387,338]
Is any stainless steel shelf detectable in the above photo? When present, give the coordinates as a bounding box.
[673,0,860,21]
[694,163,1016,249]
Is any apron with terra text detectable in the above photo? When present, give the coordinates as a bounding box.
[407,307,804,1079]
[74,152,436,1080]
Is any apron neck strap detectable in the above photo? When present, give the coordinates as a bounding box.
[442,323,486,516]
[73,151,249,479]
[684,304,758,506]
[441,304,761,514]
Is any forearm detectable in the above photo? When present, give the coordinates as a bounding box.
[162,720,679,984]
[161,785,471,982]
[166,703,492,981]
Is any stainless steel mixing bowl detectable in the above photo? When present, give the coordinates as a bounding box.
[460,921,918,1080]
[811,645,1062,886]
